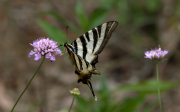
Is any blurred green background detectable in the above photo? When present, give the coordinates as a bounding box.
[0,0,180,112]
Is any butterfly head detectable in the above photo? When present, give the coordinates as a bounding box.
[59,42,67,47]
[61,42,67,46]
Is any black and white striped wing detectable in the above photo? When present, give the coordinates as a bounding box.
[71,21,118,63]
[64,44,100,75]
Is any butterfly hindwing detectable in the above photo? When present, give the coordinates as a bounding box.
[64,43,100,75]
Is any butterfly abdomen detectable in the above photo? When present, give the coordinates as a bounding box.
[75,70,92,84]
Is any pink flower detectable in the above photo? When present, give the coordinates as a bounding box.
[29,38,62,61]
[144,45,168,62]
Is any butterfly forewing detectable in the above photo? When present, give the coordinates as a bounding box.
[71,21,118,63]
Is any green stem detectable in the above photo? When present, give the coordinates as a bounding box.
[68,95,75,112]
[156,63,162,112]
[11,56,45,112]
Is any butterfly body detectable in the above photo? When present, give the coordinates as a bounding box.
[63,21,118,100]
[64,43,100,80]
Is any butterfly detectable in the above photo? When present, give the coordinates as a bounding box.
[62,21,118,100]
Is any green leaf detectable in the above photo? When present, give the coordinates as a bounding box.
[133,14,155,28]
[118,12,129,25]
[37,19,66,43]
[145,0,161,13]
[89,8,108,29]
[38,11,79,35]
[114,79,178,94]
[142,102,157,112]
[98,75,110,99]
[92,101,101,112]
[28,100,43,112]
[75,96,89,112]
[117,0,129,25]
[75,2,89,32]
[175,1,180,16]
[100,0,116,10]
[118,94,146,112]
[98,75,112,112]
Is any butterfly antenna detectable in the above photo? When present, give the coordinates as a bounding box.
[87,81,97,101]
[66,26,69,42]
[59,26,69,47]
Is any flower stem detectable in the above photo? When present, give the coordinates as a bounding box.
[68,95,75,112]
[156,63,162,112]
[11,56,45,112]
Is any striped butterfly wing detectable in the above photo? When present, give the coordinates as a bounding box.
[64,21,118,100]
[71,21,118,65]
[64,43,100,100]
[64,43,100,75]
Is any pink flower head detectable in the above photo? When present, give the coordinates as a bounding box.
[144,45,168,62]
[28,38,62,61]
